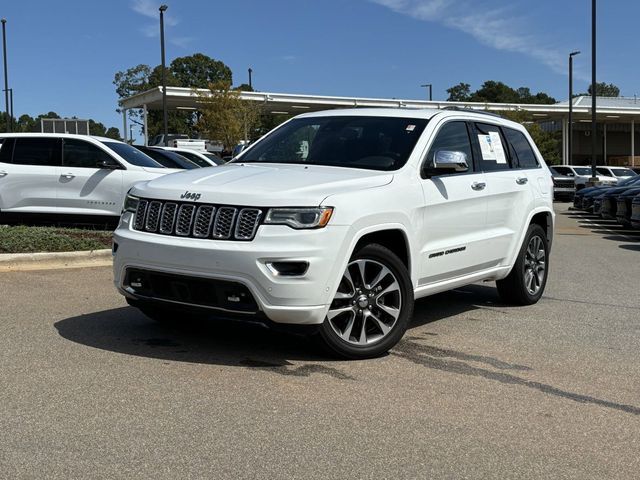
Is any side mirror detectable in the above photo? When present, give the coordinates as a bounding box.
[99,159,121,170]
[424,150,469,177]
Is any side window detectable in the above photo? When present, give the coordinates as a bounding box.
[12,138,62,166]
[0,138,14,163]
[63,139,114,168]
[424,121,474,174]
[596,167,611,177]
[473,123,511,172]
[504,128,540,169]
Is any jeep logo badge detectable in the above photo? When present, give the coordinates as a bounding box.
[180,191,201,201]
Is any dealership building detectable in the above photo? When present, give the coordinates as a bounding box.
[120,87,640,166]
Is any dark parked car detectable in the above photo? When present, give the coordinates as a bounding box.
[630,194,640,228]
[550,168,575,201]
[598,176,640,218]
[134,146,200,170]
[615,187,640,226]
[575,176,640,211]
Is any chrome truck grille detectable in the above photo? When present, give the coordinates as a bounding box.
[133,198,263,241]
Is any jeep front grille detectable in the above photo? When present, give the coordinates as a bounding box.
[132,198,263,241]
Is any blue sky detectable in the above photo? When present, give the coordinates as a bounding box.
[2,0,638,137]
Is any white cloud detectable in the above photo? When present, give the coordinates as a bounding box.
[370,0,569,76]
[131,0,179,41]
[131,0,178,25]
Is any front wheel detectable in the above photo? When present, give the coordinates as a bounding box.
[496,224,549,305]
[317,244,414,359]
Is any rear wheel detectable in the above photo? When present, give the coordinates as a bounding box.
[496,224,549,305]
[317,244,413,359]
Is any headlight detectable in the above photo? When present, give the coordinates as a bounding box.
[264,207,333,229]
[123,193,139,213]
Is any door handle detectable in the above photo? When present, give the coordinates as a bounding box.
[516,176,528,185]
[0,170,7,177]
[471,182,486,191]
[61,173,75,179]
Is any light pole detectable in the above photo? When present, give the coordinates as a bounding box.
[568,51,580,165]
[1,18,10,132]
[421,83,432,101]
[159,5,168,146]
[590,0,597,181]
[248,68,253,90]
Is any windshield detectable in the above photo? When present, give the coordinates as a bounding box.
[103,142,163,168]
[573,167,592,175]
[613,168,635,177]
[204,153,225,165]
[174,150,212,168]
[238,116,429,171]
[145,148,199,169]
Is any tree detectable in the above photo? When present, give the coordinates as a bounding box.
[234,83,254,92]
[197,81,261,151]
[170,53,233,88]
[446,81,556,105]
[113,54,234,139]
[587,82,620,97]
[89,119,122,140]
[446,83,471,102]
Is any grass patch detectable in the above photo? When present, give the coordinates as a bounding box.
[0,225,113,253]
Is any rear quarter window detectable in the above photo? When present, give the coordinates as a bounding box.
[503,128,540,169]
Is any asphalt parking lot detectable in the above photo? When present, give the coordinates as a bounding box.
[1,203,639,479]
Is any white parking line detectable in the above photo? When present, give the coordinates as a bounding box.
[572,214,640,242]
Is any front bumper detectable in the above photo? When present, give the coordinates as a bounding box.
[113,212,350,325]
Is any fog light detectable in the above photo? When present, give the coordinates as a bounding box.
[266,261,309,277]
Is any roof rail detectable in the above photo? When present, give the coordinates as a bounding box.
[440,106,503,118]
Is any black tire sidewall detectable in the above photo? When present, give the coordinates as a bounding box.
[515,224,549,304]
[318,243,413,359]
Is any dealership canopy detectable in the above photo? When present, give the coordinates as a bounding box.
[120,87,640,165]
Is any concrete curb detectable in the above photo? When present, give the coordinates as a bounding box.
[0,249,113,272]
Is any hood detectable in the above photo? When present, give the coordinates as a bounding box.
[141,166,182,174]
[132,163,394,206]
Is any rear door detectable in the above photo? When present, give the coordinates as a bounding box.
[472,123,535,267]
[418,120,491,285]
[58,138,124,215]
[0,137,62,213]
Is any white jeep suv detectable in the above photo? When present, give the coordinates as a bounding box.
[113,108,554,359]
[0,133,178,222]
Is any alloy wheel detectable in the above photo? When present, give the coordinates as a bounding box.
[523,235,546,295]
[327,259,402,345]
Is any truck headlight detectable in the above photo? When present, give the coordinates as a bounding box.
[123,193,139,213]
[264,207,333,229]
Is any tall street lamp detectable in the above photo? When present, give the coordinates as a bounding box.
[568,51,580,166]
[159,5,168,146]
[421,83,432,101]
[590,0,597,181]
[1,18,10,132]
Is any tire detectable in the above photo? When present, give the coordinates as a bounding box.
[496,224,549,305]
[317,243,414,359]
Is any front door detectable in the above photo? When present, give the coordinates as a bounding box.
[58,138,124,215]
[419,120,491,285]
